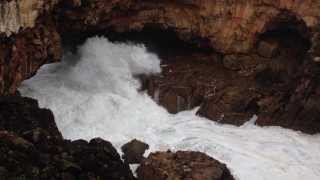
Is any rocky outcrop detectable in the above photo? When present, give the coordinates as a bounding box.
[1,0,320,94]
[0,1,319,179]
[0,23,61,95]
[145,29,320,133]
[0,95,61,136]
[137,151,235,180]
[0,0,319,133]
[0,0,61,95]
[0,96,134,179]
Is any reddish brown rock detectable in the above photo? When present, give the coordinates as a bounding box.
[57,0,320,54]
[197,86,259,126]
[256,75,320,134]
[54,0,320,133]
[144,22,319,134]
[137,151,235,180]
[0,0,319,134]
[147,54,223,113]
[0,0,319,96]
[0,22,61,95]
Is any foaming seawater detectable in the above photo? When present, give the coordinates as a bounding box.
[19,37,320,180]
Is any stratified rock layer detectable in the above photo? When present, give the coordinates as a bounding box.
[137,151,235,180]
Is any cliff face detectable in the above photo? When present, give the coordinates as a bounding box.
[0,0,61,95]
[1,0,320,51]
[0,0,320,94]
[57,0,320,54]
[0,0,320,133]
[0,0,58,36]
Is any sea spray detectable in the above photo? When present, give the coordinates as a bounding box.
[20,37,320,180]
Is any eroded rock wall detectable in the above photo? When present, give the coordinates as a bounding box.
[0,0,59,36]
[0,0,61,95]
[0,0,319,133]
[1,0,320,94]
[57,0,320,53]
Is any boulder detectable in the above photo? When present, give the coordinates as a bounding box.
[121,139,149,164]
[137,151,235,180]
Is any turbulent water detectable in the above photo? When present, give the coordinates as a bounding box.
[20,37,320,180]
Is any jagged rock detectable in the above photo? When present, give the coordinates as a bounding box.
[0,96,135,179]
[144,29,320,133]
[256,76,320,134]
[0,96,61,139]
[197,86,258,126]
[0,0,319,96]
[137,151,235,180]
[0,2,318,180]
[146,53,261,126]
[122,139,149,164]
[147,54,224,114]
[0,0,319,134]
[0,23,61,95]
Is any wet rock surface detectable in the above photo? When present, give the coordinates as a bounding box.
[0,1,319,179]
[0,95,238,180]
[0,95,135,180]
[56,0,320,134]
[145,29,320,134]
[0,0,319,134]
[146,52,258,125]
[121,139,149,164]
[137,151,235,180]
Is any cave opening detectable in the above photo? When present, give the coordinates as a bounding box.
[61,25,214,61]
[258,17,311,57]
[14,8,320,179]
[18,33,320,180]
[255,12,311,87]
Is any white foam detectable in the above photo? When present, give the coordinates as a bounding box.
[19,37,320,180]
